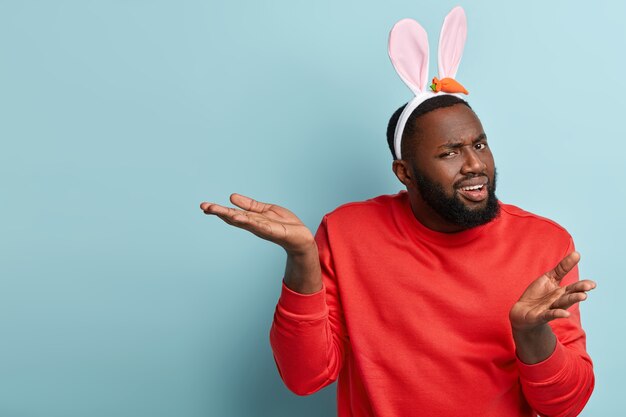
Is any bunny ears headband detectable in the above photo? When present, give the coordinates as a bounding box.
[389,6,469,160]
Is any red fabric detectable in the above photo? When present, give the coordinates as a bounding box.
[270,191,594,417]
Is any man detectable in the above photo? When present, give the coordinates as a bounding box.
[200,94,595,416]
[201,8,594,415]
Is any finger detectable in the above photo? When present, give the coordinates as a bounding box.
[200,201,216,211]
[565,279,597,293]
[230,193,297,221]
[213,210,259,230]
[201,200,285,229]
[547,251,580,282]
[200,202,226,214]
[214,213,236,226]
[201,203,257,219]
[230,193,273,213]
[215,210,286,241]
[202,203,244,218]
[550,292,588,310]
[540,308,570,322]
[214,209,257,226]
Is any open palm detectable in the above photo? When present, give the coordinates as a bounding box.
[200,193,314,255]
[509,251,596,332]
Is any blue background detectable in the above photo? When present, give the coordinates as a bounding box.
[1,0,623,415]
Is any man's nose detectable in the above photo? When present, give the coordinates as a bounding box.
[460,148,487,175]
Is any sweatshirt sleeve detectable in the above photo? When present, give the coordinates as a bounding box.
[269,215,348,395]
[516,237,595,417]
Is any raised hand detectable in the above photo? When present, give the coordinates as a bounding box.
[509,251,596,364]
[509,251,596,332]
[200,193,322,293]
[200,193,315,255]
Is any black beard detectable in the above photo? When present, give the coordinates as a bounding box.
[411,165,500,229]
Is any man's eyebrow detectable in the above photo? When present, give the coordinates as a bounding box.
[438,133,487,149]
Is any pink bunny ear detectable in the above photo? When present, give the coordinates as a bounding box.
[388,18,429,94]
[438,6,467,79]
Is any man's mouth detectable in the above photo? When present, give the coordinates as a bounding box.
[456,181,488,203]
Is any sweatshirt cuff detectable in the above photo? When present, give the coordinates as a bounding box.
[277,281,328,319]
[516,340,567,383]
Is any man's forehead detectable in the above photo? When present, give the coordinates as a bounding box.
[418,105,484,146]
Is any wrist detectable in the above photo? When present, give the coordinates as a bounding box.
[512,324,557,364]
[511,321,551,336]
[285,239,318,258]
[283,241,322,294]
[282,277,323,295]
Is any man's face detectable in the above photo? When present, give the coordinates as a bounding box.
[406,104,499,229]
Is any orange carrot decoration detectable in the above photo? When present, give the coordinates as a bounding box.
[430,77,469,95]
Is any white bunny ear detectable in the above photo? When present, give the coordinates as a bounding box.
[388,18,429,94]
[438,6,467,79]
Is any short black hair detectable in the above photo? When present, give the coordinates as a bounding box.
[386,95,471,160]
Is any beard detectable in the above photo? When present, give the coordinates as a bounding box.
[411,165,500,229]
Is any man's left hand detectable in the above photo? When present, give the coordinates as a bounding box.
[509,251,596,364]
[509,251,596,332]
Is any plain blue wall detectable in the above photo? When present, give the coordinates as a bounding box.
[0,0,623,415]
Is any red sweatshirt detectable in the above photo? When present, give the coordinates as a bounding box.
[270,191,594,417]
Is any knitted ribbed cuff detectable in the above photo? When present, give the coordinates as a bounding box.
[277,281,328,319]
[516,340,567,382]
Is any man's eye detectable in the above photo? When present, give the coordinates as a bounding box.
[440,151,457,158]
[475,143,487,150]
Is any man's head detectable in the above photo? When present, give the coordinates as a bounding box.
[389,97,500,232]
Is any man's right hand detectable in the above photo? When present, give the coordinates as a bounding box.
[200,193,314,255]
[200,193,322,293]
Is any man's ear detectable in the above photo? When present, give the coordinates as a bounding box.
[392,160,413,188]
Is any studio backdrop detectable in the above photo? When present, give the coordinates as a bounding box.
[0,1,623,416]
